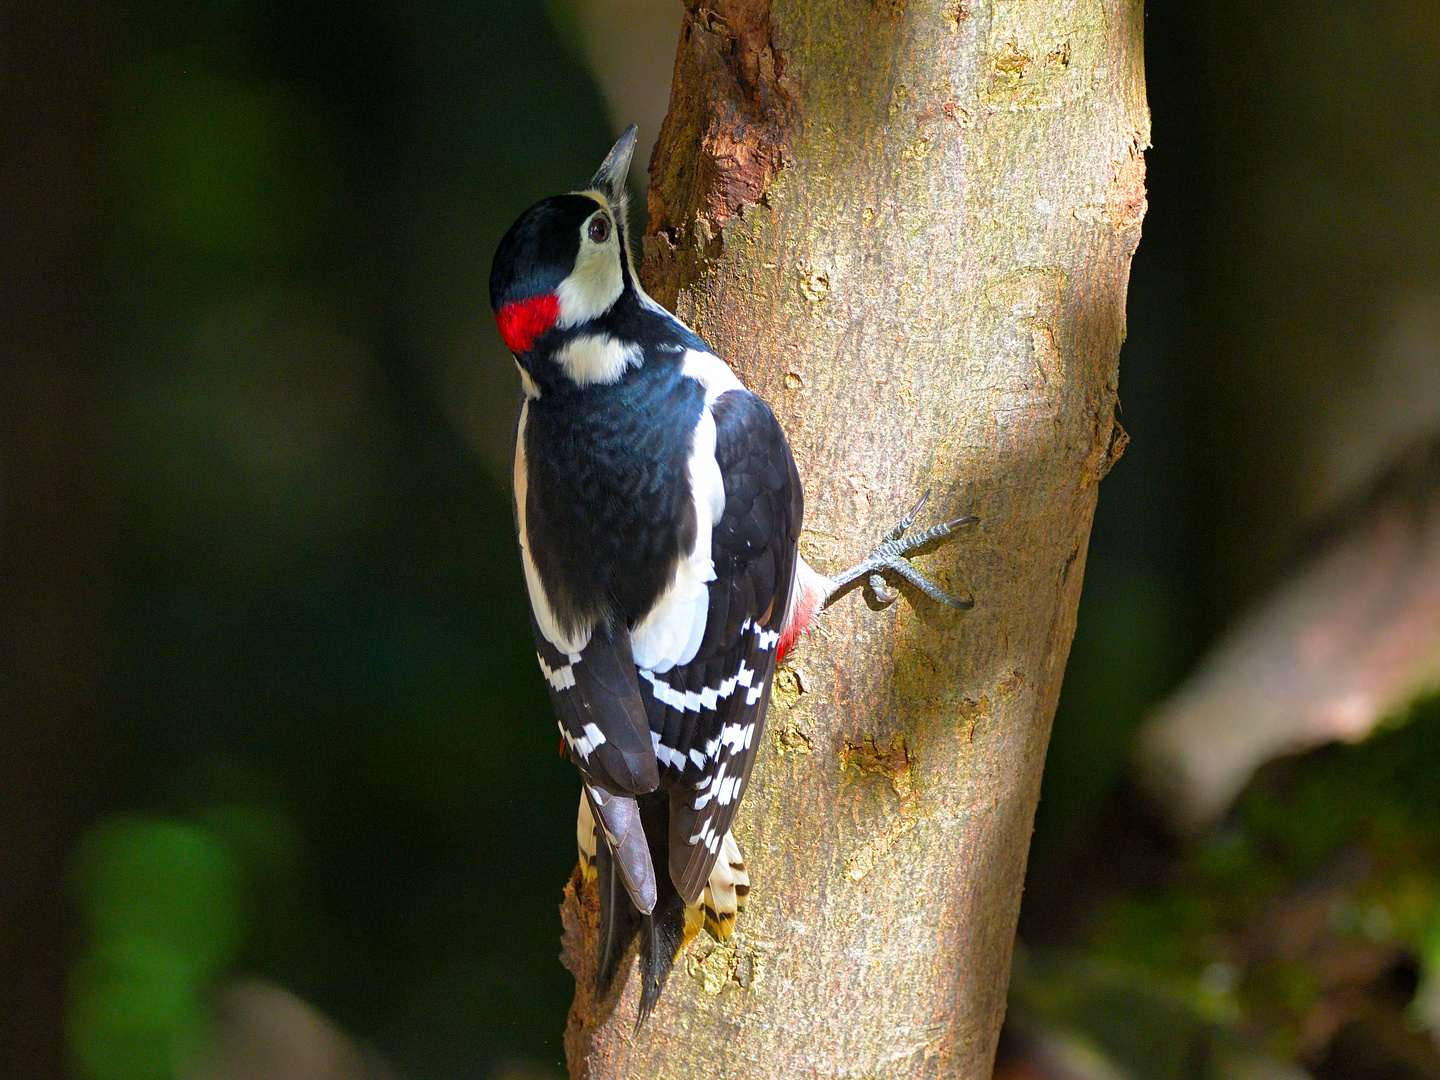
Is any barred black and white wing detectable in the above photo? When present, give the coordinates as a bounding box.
[530,615,658,798]
[635,382,803,906]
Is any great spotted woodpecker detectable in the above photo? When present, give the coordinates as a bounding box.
[489,126,974,1022]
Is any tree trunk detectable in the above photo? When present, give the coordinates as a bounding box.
[562,0,1147,1076]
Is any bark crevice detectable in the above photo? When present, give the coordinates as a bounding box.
[645,0,793,303]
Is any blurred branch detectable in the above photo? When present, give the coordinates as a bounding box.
[190,981,396,1080]
[1136,437,1440,834]
[560,0,1148,1075]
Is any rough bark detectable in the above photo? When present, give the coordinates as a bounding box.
[563,1,1147,1076]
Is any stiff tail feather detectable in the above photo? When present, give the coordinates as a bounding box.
[593,826,644,996]
[635,792,686,1026]
[637,890,688,1029]
[635,823,751,1024]
[576,793,754,1025]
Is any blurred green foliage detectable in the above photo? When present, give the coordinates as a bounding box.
[1012,952,1236,1080]
[116,73,331,261]
[70,819,241,1080]
[1018,5,1440,1072]
[69,0,621,1075]
[1030,561,1187,868]
[1082,693,1440,1059]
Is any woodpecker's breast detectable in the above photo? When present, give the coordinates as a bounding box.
[521,360,705,642]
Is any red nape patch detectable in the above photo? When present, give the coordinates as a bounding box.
[495,293,560,353]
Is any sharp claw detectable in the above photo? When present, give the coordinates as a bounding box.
[889,513,976,555]
[891,489,931,541]
[884,556,975,610]
[869,572,896,606]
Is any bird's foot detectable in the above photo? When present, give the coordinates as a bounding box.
[827,490,977,610]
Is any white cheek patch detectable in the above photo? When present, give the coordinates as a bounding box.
[556,199,623,329]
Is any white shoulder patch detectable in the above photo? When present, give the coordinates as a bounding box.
[630,396,725,674]
[681,349,746,404]
[555,333,642,387]
[631,351,749,674]
[515,400,594,655]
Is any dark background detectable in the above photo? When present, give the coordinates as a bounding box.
[3,2,1437,1078]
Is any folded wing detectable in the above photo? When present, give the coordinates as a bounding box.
[636,388,803,904]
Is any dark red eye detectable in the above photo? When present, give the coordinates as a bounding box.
[588,215,611,244]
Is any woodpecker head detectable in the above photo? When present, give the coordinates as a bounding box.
[490,126,642,392]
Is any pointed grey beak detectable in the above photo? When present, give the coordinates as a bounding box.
[588,124,638,204]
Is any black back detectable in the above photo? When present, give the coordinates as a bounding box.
[523,356,705,643]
